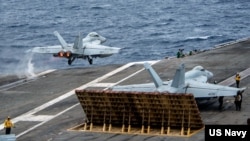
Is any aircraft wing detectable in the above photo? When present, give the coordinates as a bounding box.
[185,81,246,98]
[185,67,213,83]
[27,45,72,54]
[83,44,121,56]
[111,83,157,92]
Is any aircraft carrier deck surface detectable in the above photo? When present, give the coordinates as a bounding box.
[0,38,250,141]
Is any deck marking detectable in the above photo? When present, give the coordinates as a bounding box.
[219,67,250,86]
[0,69,56,91]
[16,103,79,138]
[17,115,55,122]
[88,83,116,87]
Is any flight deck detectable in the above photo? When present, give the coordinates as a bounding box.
[0,38,250,141]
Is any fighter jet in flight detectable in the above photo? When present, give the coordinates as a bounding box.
[28,31,121,65]
[112,63,246,104]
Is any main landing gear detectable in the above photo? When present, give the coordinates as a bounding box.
[68,57,76,65]
[87,56,93,65]
[67,56,93,65]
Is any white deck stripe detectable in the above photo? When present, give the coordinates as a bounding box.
[88,83,116,87]
[17,115,55,122]
[219,68,250,86]
[0,69,56,91]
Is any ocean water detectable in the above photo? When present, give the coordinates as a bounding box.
[1,0,250,77]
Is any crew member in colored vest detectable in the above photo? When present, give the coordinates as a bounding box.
[4,116,14,134]
[235,73,241,88]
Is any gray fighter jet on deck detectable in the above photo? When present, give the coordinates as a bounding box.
[112,63,246,104]
[28,31,121,65]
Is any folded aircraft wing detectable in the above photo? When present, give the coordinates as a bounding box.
[188,75,209,83]
[185,66,213,83]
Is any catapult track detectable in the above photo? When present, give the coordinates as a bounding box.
[73,89,204,136]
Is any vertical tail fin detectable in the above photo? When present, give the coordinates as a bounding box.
[144,63,163,88]
[171,64,185,88]
[73,32,83,49]
[53,31,68,49]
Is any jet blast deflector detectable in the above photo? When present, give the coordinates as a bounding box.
[73,89,204,136]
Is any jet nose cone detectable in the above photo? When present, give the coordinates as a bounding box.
[101,37,106,43]
[208,72,213,78]
[205,70,213,78]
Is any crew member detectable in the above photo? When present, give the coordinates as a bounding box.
[177,51,181,58]
[218,96,224,111]
[4,116,14,134]
[235,92,242,111]
[235,73,241,88]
